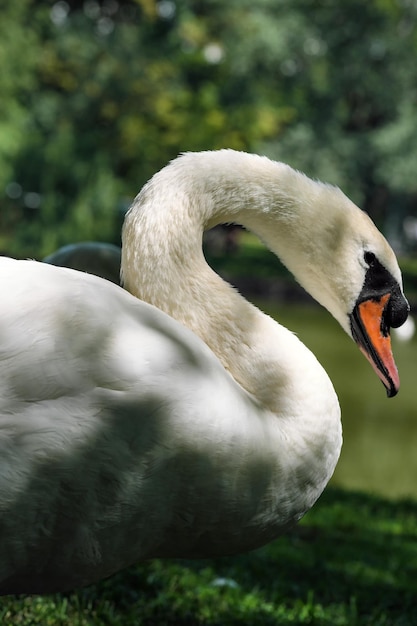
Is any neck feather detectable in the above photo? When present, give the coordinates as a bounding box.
[121,150,342,523]
[122,150,339,416]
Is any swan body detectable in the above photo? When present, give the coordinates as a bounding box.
[43,241,121,284]
[0,150,408,594]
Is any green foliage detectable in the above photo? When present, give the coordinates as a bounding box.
[253,0,417,215]
[0,0,38,194]
[1,0,417,257]
[1,489,417,624]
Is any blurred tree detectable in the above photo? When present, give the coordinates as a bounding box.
[250,0,417,227]
[0,0,40,254]
[2,0,286,256]
[1,0,416,257]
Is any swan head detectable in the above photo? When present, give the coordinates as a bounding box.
[274,186,409,398]
[347,245,409,398]
[245,162,409,398]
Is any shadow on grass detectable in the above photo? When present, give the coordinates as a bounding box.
[2,488,413,625]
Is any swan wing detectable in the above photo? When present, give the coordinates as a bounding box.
[0,258,279,593]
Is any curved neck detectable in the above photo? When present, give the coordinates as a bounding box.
[121,150,339,417]
[123,150,357,323]
[121,150,342,522]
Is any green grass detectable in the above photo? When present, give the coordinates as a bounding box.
[1,489,417,625]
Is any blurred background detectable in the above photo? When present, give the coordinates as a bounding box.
[1,0,417,499]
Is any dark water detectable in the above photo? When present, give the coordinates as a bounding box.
[258,302,417,500]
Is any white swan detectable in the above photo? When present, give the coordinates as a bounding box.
[43,241,121,284]
[0,150,408,595]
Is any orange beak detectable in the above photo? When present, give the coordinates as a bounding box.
[350,294,400,397]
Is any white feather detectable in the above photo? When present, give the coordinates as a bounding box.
[0,149,404,594]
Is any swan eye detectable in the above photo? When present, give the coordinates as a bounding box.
[364,251,376,267]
